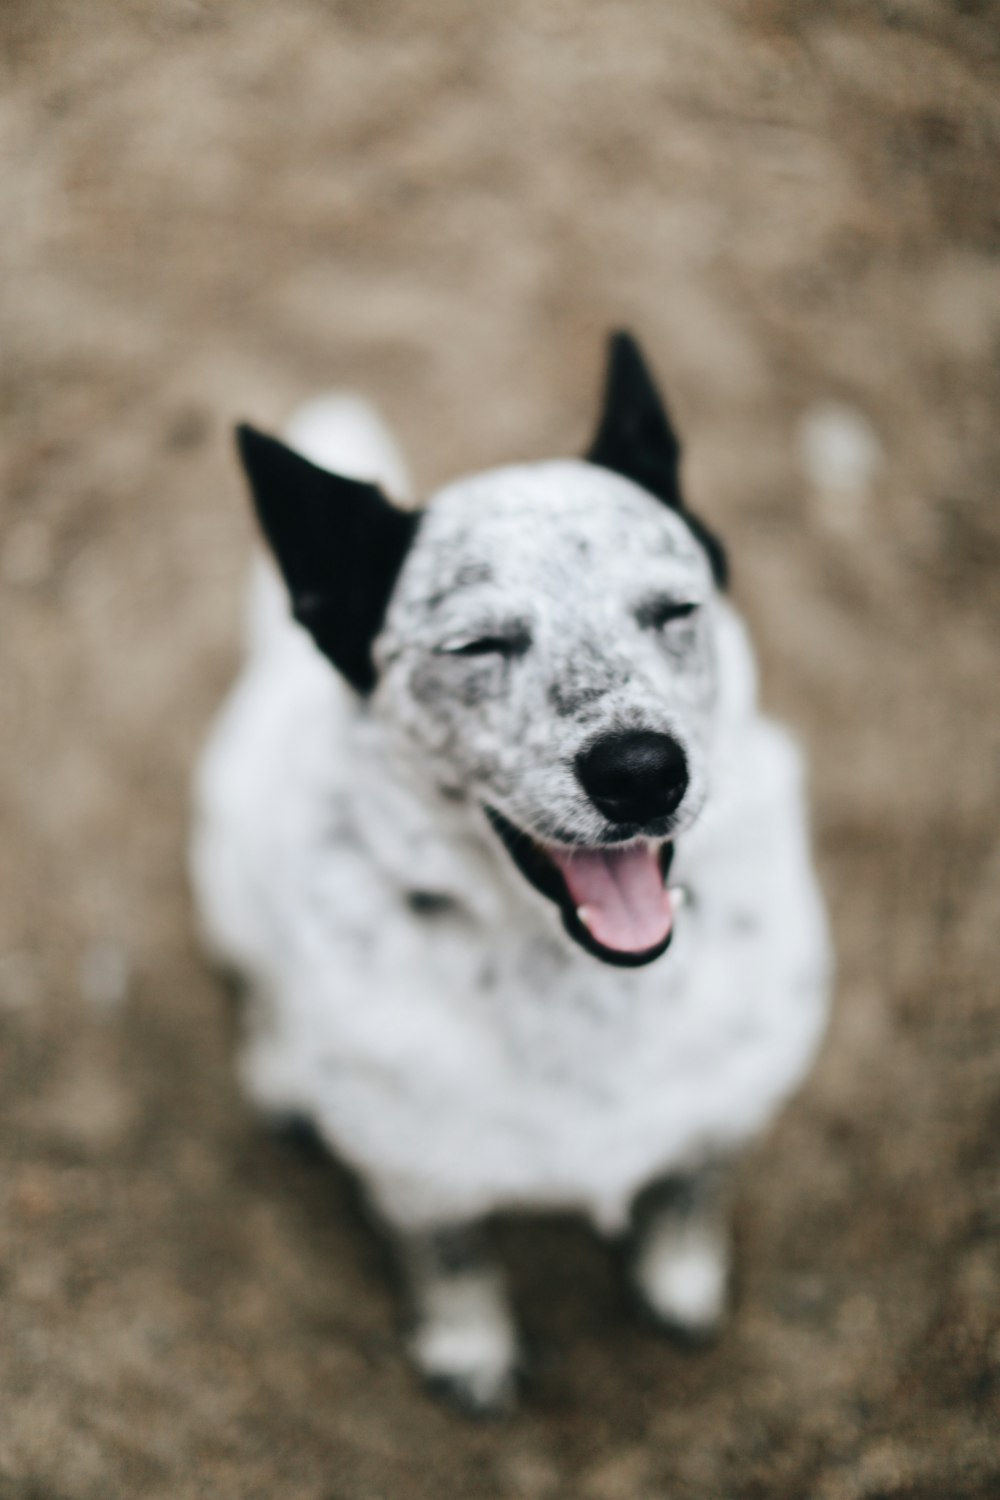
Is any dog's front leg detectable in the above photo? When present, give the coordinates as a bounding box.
[628,1164,732,1343]
[394,1221,521,1415]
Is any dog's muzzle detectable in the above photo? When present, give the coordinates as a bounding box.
[485,807,679,968]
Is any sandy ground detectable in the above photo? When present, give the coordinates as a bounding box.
[2,2,1000,1496]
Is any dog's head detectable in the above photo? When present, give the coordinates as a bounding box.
[238,333,728,968]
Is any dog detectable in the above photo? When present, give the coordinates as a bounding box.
[190,332,832,1412]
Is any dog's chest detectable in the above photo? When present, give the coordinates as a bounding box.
[291,887,818,1230]
[464,951,654,1118]
[314,879,788,1117]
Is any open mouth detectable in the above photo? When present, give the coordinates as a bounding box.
[485,807,677,968]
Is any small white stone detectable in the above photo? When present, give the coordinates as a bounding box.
[798,401,883,536]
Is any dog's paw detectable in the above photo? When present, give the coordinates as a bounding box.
[409,1272,521,1416]
[422,1362,520,1418]
[631,1217,729,1345]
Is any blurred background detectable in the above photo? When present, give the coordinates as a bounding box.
[1,2,999,1496]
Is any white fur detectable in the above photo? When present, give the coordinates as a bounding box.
[409,1267,518,1409]
[633,1213,729,1334]
[191,395,832,1248]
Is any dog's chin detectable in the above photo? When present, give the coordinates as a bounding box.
[484,807,676,969]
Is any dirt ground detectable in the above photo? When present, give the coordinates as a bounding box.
[2,2,999,1496]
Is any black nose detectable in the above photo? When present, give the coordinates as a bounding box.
[575,730,689,827]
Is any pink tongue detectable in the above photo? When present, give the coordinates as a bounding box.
[549,844,673,954]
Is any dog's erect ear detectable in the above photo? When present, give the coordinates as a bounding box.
[586,331,728,588]
[587,329,683,506]
[236,424,420,693]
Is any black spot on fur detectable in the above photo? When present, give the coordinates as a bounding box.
[406,890,454,916]
[450,680,482,711]
[267,1112,326,1159]
[408,660,450,708]
[437,783,466,803]
[456,667,500,709]
[424,559,495,613]
[455,561,494,589]
[547,679,612,718]
[417,1223,490,1276]
[411,652,504,712]
[585,331,729,589]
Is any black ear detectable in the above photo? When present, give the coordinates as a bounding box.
[236,424,420,693]
[585,331,728,589]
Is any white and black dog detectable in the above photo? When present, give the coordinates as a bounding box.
[191,333,831,1412]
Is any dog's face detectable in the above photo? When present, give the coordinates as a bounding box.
[376,461,720,963]
[238,333,728,968]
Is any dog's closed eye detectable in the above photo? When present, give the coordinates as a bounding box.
[437,624,532,661]
[636,598,700,631]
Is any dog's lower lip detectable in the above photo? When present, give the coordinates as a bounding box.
[484,806,675,968]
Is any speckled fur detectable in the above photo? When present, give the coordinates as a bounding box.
[190,379,831,1401]
[377,462,719,847]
